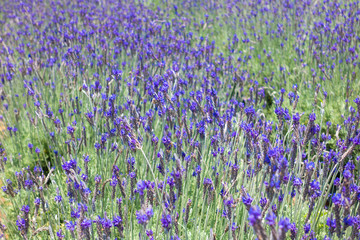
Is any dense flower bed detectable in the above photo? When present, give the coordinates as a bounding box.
[0,0,360,239]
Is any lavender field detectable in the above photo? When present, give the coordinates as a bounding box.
[0,0,360,239]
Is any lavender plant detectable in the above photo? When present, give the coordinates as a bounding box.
[0,0,360,239]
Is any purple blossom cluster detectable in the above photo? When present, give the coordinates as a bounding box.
[0,0,359,239]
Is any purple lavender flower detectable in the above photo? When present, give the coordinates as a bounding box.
[343,169,352,179]
[265,212,276,226]
[65,221,76,231]
[16,218,26,231]
[161,213,172,231]
[293,177,303,187]
[248,206,262,226]
[136,211,149,225]
[289,223,297,239]
[242,193,253,209]
[81,219,92,229]
[332,193,343,206]
[260,197,268,208]
[248,206,268,239]
[304,223,311,234]
[278,217,291,239]
[113,216,122,227]
[56,229,65,239]
[326,215,336,234]
[54,195,62,203]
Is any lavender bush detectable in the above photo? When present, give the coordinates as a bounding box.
[0,0,360,239]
